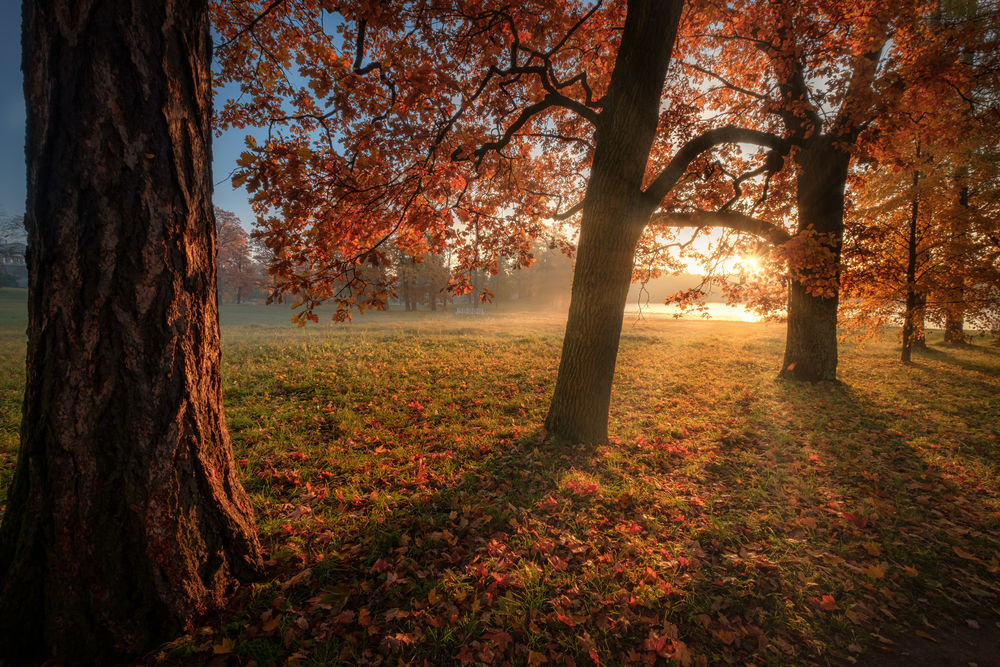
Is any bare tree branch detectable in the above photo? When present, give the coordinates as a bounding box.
[681,60,769,101]
[643,126,789,207]
[660,210,792,245]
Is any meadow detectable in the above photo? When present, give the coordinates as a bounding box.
[0,288,998,665]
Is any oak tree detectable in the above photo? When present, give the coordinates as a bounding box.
[213,0,791,442]
[0,1,262,661]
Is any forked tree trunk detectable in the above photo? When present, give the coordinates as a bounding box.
[780,138,850,381]
[545,0,682,443]
[0,2,262,662]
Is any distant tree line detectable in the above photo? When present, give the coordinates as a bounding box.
[214,207,270,304]
[387,237,574,312]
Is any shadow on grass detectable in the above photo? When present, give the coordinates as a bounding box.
[912,342,1000,376]
[155,326,1000,667]
[165,424,615,667]
[687,377,1000,664]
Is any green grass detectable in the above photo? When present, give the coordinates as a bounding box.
[1,292,999,665]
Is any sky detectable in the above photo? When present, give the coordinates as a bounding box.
[0,5,258,228]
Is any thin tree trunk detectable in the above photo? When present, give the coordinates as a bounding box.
[780,138,850,381]
[944,185,969,345]
[545,0,682,443]
[0,2,262,661]
[913,293,927,349]
[902,167,921,363]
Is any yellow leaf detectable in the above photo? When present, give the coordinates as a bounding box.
[953,546,979,561]
[213,638,234,655]
[863,562,888,579]
[262,615,281,633]
[903,565,919,577]
[428,588,440,605]
[862,543,882,557]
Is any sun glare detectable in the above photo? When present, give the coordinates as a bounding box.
[733,255,763,275]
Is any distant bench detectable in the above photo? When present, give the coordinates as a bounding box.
[454,307,485,316]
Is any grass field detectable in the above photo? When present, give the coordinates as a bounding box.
[1,287,999,665]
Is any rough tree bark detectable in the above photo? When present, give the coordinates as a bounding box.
[0,1,263,662]
[780,137,851,381]
[545,0,682,443]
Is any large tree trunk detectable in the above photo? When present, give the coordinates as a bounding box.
[545,0,682,443]
[780,138,850,381]
[0,2,263,662]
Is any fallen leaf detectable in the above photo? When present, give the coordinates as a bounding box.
[798,517,818,530]
[672,640,694,667]
[712,628,736,645]
[862,543,882,557]
[845,608,867,625]
[213,637,234,655]
[953,546,979,561]
[863,562,888,579]
[527,649,548,666]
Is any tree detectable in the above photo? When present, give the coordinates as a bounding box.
[214,0,795,442]
[680,1,896,380]
[515,238,575,309]
[0,2,262,661]
[216,206,263,303]
[394,242,451,311]
[839,0,1000,355]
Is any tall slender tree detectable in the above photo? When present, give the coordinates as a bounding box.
[0,1,262,661]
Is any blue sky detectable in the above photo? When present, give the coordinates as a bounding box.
[0,2,23,221]
[0,5,258,227]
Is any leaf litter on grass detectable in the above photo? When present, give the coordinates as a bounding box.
[1,309,998,665]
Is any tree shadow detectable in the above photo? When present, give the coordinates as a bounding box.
[176,422,615,666]
[688,376,1000,664]
[162,330,999,667]
[913,343,1000,376]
